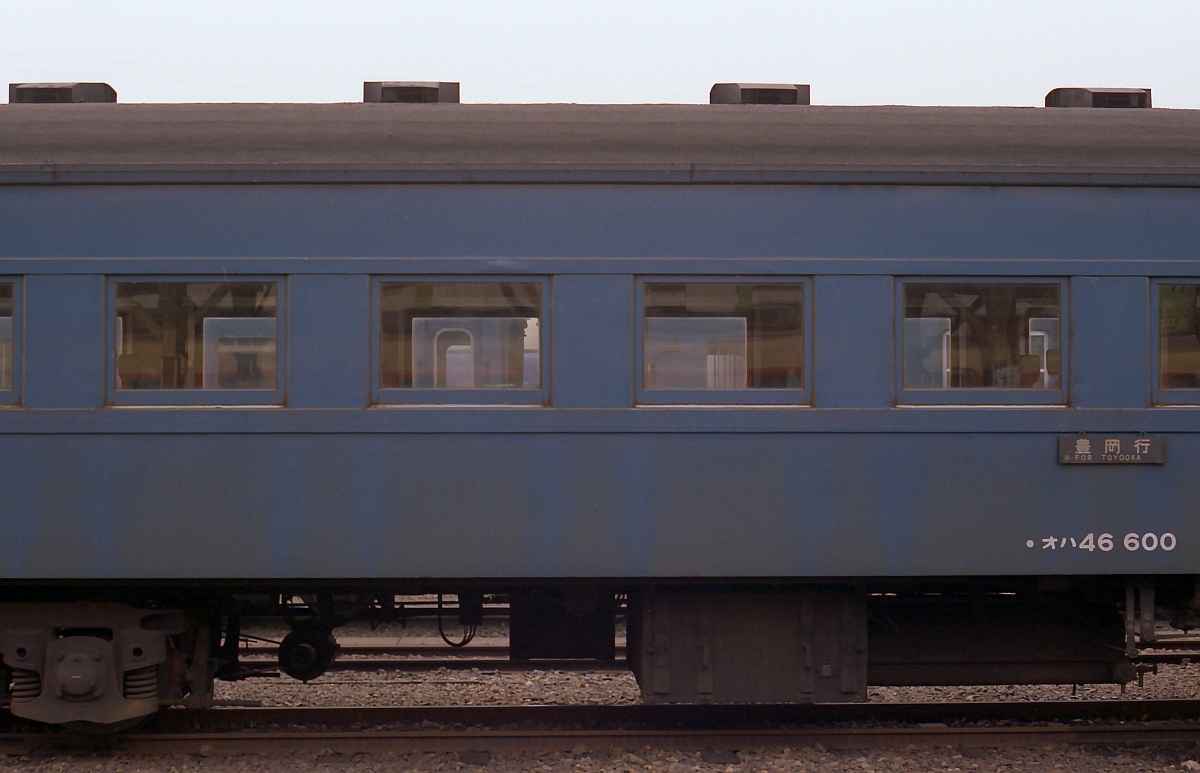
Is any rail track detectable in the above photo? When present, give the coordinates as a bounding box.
[240,642,1199,674]
[322,657,627,672]
[271,655,1198,674]
[4,701,1200,756]
[239,639,630,673]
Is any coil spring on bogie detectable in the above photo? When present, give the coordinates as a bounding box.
[10,669,41,702]
[123,665,158,700]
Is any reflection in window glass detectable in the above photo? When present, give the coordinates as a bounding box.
[644,283,803,389]
[0,284,12,391]
[115,282,277,390]
[903,283,1060,389]
[380,283,541,389]
[1159,284,1200,388]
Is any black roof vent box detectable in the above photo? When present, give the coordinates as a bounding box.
[364,81,460,104]
[9,82,117,104]
[1045,87,1151,108]
[710,83,810,105]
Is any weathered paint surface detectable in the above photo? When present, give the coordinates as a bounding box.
[0,177,1196,584]
[0,431,1192,579]
[1,184,1198,266]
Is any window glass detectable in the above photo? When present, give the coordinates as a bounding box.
[643,283,803,389]
[0,284,12,391]
[115,282,277,390]
[380,282,541,389]
[903,283,1060,389]
[1159,284,1200,388]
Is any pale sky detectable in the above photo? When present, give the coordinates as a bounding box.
[4,1,1198,108]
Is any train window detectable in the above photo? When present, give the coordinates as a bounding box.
[378,281,544,405]
[1158,284,1200,396]
[640,281,806,405]
[112,282,280,404]
[0,283,14,397]
[901,282,1063,403]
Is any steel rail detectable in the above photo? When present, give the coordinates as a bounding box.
[326,658,627,672]
[239,641,628,672]
[8,721,1200,757]
[4,701,1200,755]
[169,699,1200,728]
[241,643,627,656]
[242,643,516,657]
[237,658,625,673]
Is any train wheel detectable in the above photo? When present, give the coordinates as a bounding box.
[277,624,338,681]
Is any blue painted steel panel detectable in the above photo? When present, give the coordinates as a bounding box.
[0,405,1193,435]
[1070,277,1151,409]
[814,276,894,408]
[551,276,634,409]
[288,275,369,409]
[2,185,1199,265]
[0,432,1193,579]
[23,276,104,409]
[2,181,1199,586]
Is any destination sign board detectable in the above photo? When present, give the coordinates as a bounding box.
[1058,435,1164,465]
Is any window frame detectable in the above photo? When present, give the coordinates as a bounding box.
[1152,279,1200,405]
[636,277,811,406]
[373,277,550,406]
[896,278,1068,406]
[0,279,20,406]
[107,277,286,407]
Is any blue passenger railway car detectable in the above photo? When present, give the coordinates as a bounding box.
[0,81,1199,727]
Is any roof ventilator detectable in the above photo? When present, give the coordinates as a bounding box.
[9,82,117,104]
[1045,88,1151,108]
[710,83,810,105]
[364,81,460,104]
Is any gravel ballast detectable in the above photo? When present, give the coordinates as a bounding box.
[7,621,1200,771]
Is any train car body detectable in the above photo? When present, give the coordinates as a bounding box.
[1,97,1199,725]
